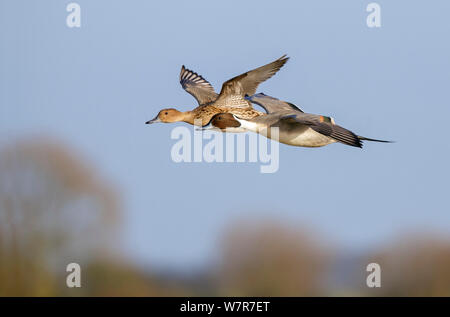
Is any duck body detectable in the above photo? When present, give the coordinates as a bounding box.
[237,113,336,147]
[204,93,392,148]
[188,104,264,127]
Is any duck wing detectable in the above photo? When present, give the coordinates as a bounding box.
[281,113,363,148]
[214,55,289,108]
[245,93,303,113]
[180,65,218,105]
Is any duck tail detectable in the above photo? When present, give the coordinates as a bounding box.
[357,136,394,143]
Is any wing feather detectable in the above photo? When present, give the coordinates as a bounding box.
[245,93,303,113]
[179,66,218,105]
[288,114,362,148]
[214,55,289,108]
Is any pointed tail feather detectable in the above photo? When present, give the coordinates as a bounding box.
[358,136,394,143]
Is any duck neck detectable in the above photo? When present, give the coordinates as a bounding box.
[181,111,196,125]
[236,118,259,133]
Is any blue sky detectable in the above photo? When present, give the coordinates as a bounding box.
[1,0,450,270]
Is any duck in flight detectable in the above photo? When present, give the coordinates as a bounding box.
[145,56,289,127]
[202,93,392,148]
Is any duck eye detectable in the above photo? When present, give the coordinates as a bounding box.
[164,112,168,115]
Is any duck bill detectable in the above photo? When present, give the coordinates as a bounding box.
[145,116,161,124]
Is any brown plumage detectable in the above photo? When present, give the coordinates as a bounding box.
[146,55,288,126]
[207,113,242,130]
[188,105,263,126]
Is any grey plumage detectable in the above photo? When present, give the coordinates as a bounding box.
[245,93,303,113]
[243,93,391,148]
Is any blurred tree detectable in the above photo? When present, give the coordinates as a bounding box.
[363,234,450,296]
[82,260,201,296]
[217,218,331,296]
[0,139,119,296]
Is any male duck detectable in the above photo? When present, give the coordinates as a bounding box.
[203,93,392,148]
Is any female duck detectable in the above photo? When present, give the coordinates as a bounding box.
[145,56,288,127]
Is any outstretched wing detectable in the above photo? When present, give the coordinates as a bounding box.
[282,114,362,148]
[245,93,303,113]
[180,66,218,105]
[215,55,289,108]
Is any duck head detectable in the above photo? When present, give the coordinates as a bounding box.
[146,108,186,124]
[202,113,242,131]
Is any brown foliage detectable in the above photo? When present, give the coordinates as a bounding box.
[0,139,119,296]
[217,218,330,296]
[363,234,450,296]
